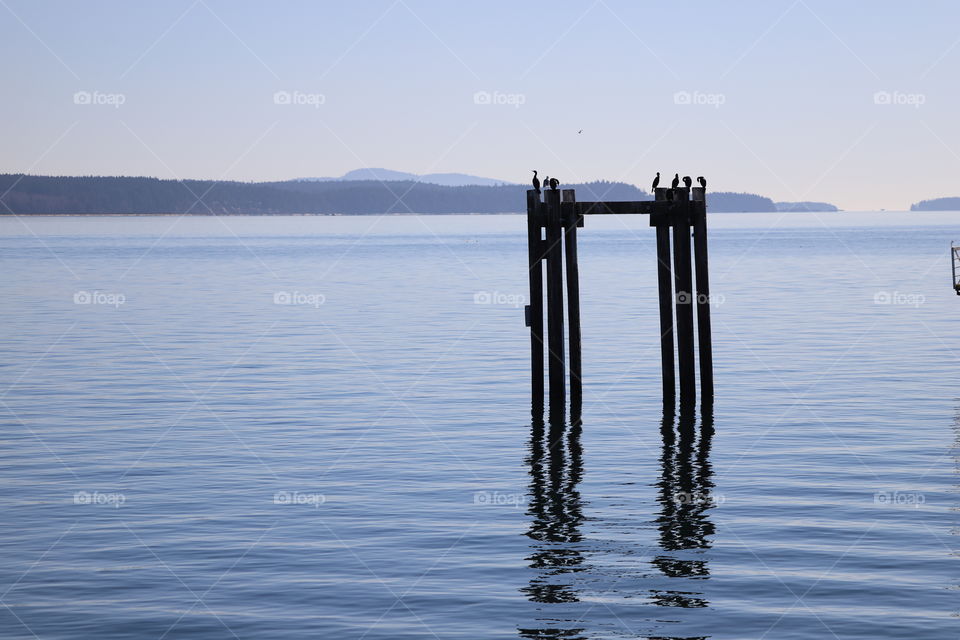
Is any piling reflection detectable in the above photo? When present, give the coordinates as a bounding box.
[521,417,585,608]
[651,403,716,609]
[520,405,716,638]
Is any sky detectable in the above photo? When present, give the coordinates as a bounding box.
[2,0,959,210]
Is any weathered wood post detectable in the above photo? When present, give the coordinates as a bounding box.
[691,187,714,401]
[543,188,566,420]
[561,189,582,417]
[525,190,545,411]
[672,187,696,405]
[653,188,676,404]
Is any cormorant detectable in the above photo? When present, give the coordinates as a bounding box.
[549,177,560,190]
[697,176,707,189]
[651,172,660,192]
[671,173,680,189]
[532,170,541,194]
[683,176,692,188]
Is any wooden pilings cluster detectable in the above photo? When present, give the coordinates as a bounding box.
[525,188,582,423]
[525,184,713,422]
[653,186,713,406]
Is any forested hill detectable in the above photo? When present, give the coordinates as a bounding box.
[910,197,960,211]
[0,174,777,214]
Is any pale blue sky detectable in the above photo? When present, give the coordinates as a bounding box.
[2,0,959,209]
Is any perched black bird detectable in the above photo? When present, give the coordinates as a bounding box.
[682,176,692,188]
[651,172,660,192]
[671,173,680,189]
[697,176,707,189]
[532,170,541,194]
[548,177,560,190]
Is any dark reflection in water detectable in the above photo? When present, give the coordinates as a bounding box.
[650,403,716,612]
[520,405,717,638]
[522,417,586,603]
[519,416,587,639]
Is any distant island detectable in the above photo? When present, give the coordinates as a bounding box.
[0,173,781,215]
[775,201,839,212]
[298,168,515,187]
[910,197,960,211]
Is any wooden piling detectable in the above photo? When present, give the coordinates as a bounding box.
[543,188,566,420]
[671,188,696,405]
[562,189,582,417]
[653,188,676,404]
[526,190,545,413]
[691,187,714,401]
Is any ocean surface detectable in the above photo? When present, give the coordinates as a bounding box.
[0,211,958,639]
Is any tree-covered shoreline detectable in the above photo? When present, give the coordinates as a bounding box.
[0,174,779,215]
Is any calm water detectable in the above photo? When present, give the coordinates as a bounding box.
[1,212,958,639]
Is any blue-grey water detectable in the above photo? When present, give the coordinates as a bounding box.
[0,212,957,639]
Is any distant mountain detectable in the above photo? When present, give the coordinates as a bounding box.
[775,201,839,212]
[910,197,960,211]
[341,168,418,181]
[297,167,515,187]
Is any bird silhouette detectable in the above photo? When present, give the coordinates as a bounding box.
[532,170,541,194]
[577,129,583,134]
[697,176,707,189]
[651,172,660,192]
[671,173,680,189]
[549,177,560,190]
[683,176,692,188]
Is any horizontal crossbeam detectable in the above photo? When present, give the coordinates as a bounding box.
[558,199,688,227]
[562,200,669,216]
